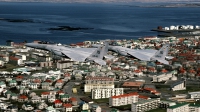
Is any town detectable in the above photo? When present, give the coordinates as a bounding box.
[0,33,200,112]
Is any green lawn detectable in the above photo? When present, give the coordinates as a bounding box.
[0,63,18,72]
[31,89,49,96]
[93,98,109,103]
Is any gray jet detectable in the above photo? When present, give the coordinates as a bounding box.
[25,41,109,65]
[92,43,173,65]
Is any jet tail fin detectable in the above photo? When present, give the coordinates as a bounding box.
[150,44,170,64]
[90,41,109,59]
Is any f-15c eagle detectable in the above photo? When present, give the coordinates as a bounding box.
[92,43,172,65]
[25,41,109,65]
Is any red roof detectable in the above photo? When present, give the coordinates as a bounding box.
[19,95,28,99]
[139,95,149,100]
[56,79,63,83]
[45,79,52,83]
[134,70,141,73]
[57,90,64,94]
[16,75,23,79]
[9,56,19,61]
[41,92,50,95]
[143,88,157,92]
[54,99,62,104]
[69,97,77,102]
[34,79,41,83]
[111,92,138,99]
[63,103,72,108]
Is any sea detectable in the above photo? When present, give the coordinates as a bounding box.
[0,2,200,45]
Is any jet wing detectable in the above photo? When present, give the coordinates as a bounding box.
[127,51,152,61]
[61,48,97,62]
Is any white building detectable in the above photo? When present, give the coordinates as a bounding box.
[171,80,186,91]
[84,76,114,92]
[109,92,138,107]
[188,91,200,99]
[189,103,200,112]
[167,103,189,112]
[15,53,26,61]
[132,98,160,112]
[152,72,174,82]
[92,88,123,99]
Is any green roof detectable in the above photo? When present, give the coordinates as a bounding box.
[168,103,189,109]
[189,103,200,107]
[60,94,70,98]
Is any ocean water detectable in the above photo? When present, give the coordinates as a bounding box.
[0,2,200,45]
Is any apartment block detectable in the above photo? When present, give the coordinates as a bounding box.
[167,103,189,112]
[171,80,186,91]
[132,98,160,112]
[109,92,138,107]
[84,76,114,92]
[92,88,123,99]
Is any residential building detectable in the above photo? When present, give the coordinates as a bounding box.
[82,103,90,111]
[152,72,174,82]
[132,98,160,112]
[171,80,186,91]
[188,91,200,99]
[92,88,124,99]
[167,103,189,112]
[189,103,200,112]
[63,103,72,112]
[84,76,114,92]
[122,81,144,89]
[57,61,74,69]
[109,92,139,107]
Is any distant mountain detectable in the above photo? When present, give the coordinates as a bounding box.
[0,0,198,3]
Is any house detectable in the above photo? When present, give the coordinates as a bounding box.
[29,92,37,98]
[0,102,8,110]
[0,81,6,92]
[69,97,78,106]
[60,94,70,102]
[42,82,50,89]
[28,83,38,89]
[90,104,101,112]
[41,92,50,99]
[133,70,143,77]
[46,106,57,112]
[37,102,48,110]
[11,93,18,101]
[16,75,24,82]
[31,95,42,104]
[21,80,30,86]
[22,103,34,111]
[63,103,73,112]
[6,105,18,112]
[55,79,64,89]
[9,80,17,87]
[57,90,65,96]
[54,99,62,107]
[48,94,56,103]
[18,95,28,102]
[82,102,90,110]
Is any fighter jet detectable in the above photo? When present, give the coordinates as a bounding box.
[25,41,109,65]
[92,43,172,65]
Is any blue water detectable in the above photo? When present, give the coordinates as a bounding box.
[0,2,200,45]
